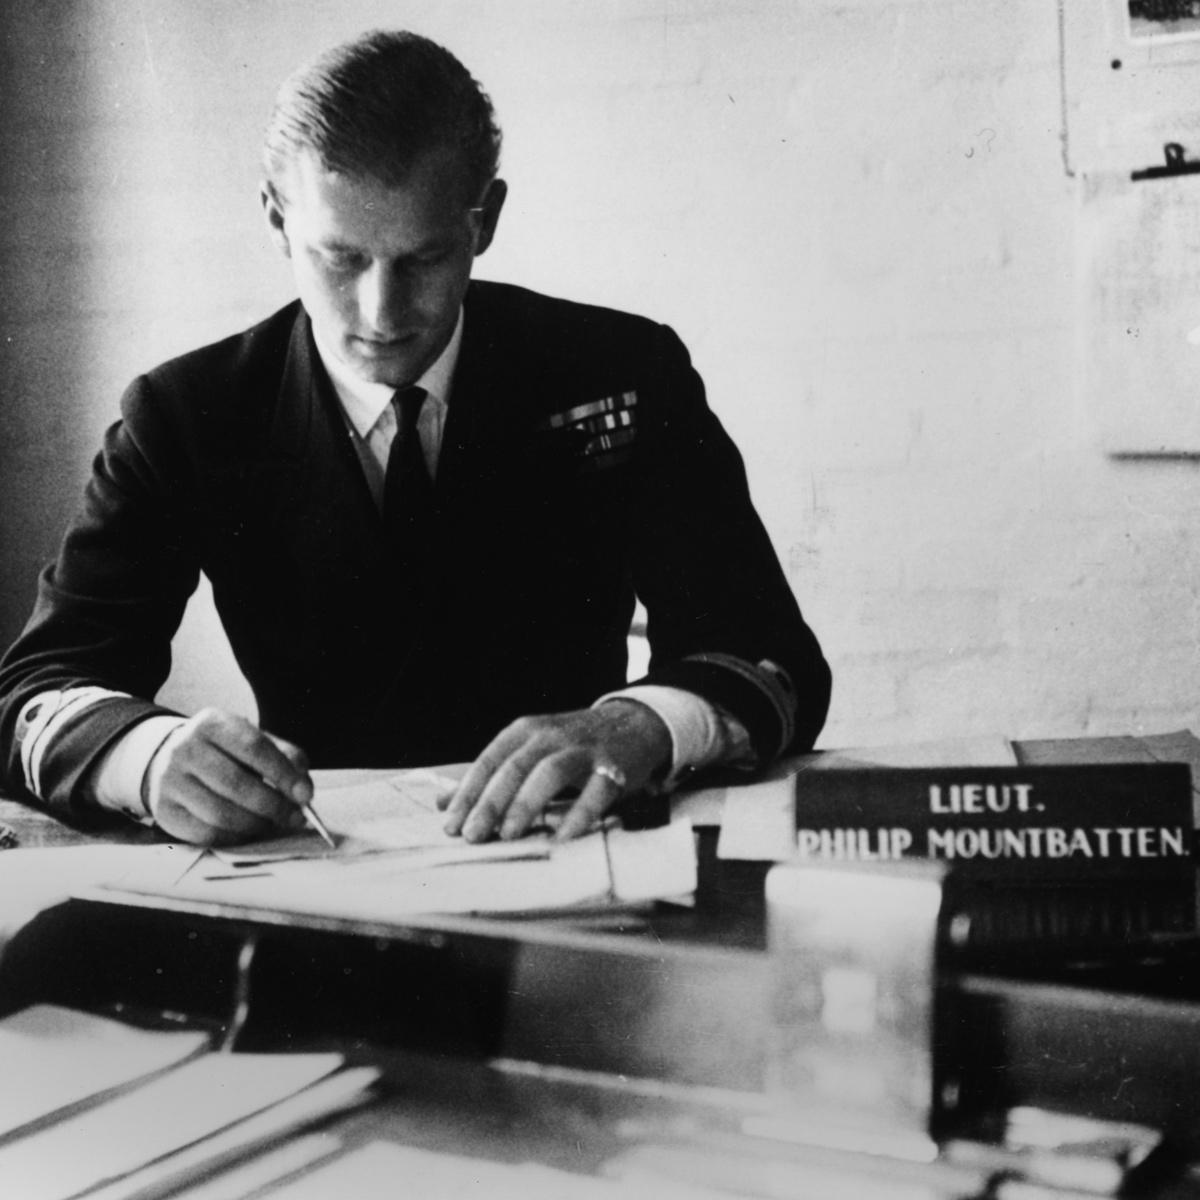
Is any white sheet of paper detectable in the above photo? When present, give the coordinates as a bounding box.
[0,1052,343,1200]
[0,844,203,966]
[0,1005,211,1141]
[213,766,475,866]
[159,1133,340,1200]
[140,819,697,921]
[715,768,797,861]
[606,819,697,903]
[264,1139,626,1200]
[796,736,1018,771]
[84,1067,379,1200]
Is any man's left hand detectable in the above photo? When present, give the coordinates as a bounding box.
[439,700,672,842]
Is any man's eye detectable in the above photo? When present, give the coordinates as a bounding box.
[321,250,365,272]
[412,249,452,269]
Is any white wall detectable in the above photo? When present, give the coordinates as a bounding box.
[2,0,1196,747]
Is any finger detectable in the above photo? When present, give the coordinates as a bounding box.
[199,712,311,806]
[157,728,293,830]
[441,755,494,829]
[150,799,227,847]
[555,767,624,841]
[499,749,589,840]
[183,740,298,826]
[153,775,274,846]
[262,732,314,803]
[443,721,532,831]
[460,747,548,842]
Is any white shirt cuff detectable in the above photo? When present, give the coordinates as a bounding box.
[91,715,186,825]
[594,683,753,790]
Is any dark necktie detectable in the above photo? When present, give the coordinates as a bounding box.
[382,385,432,566]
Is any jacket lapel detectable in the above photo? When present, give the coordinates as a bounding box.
[260,312,394,603]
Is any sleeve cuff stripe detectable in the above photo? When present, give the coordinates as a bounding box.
[682,653,796,758]
[18,687,133,798]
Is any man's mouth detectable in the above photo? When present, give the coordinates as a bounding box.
[354,334,418,354]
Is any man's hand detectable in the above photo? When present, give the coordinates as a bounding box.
[144,708,313,845]
[439,700,672,843]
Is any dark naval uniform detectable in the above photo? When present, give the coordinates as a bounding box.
[0,281,831,818]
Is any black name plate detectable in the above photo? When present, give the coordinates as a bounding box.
[794,763,1194,882]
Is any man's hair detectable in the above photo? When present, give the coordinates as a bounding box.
[263,30,501,202]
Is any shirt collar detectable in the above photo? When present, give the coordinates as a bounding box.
[313,309,463,440]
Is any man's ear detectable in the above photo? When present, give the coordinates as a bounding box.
[261,181,292,258]
[472,178,507,257]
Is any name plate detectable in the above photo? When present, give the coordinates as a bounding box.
[794,764,1194,882]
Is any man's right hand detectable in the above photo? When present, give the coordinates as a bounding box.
[144,708,313,845]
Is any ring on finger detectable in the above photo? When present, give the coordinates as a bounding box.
[590,762,628,792]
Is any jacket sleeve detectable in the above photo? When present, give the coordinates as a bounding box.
[630,324,832,761]
[0,376,200,817]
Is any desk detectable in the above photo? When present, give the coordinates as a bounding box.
[0,795,160,850]
[2,734,1200,1198]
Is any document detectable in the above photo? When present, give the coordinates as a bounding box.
[123,818,698,922]
[263,1139,625,1199]
[83,1067,379,1200]
[151,1134,340,1200]
[209,764,540,868]
[0,1005,211,1141]
[0,843,203,966]
[0,1051,345,1200]
[715,766,797,862]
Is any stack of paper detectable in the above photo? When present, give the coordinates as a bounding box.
[156,817,698,923]
[260,1139,628,1199]
[0,1005,211,1140]
[0,1005,378,1200]
[79,764,701,923]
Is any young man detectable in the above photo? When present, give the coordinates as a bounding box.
[0,31,830,845]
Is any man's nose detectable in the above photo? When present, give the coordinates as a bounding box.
[357,262,410,335]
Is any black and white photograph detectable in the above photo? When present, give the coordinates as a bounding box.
[0,2,1197,1197]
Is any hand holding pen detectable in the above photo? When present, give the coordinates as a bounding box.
[142,709,325,847]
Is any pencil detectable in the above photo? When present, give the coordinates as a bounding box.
[300,801,338,849]
[264,773,337,849]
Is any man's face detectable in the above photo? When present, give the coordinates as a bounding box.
[263,148,504,387]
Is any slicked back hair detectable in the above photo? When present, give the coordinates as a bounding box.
[263,30,501,204]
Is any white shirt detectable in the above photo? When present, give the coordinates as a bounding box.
[314,314,458,499]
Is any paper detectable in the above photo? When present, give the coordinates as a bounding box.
[716,771,797,862]
[84,1066,379,1200]
[125,819,698,921]
[212,765,486,866]
[0,843,203,966]
[0,1052,344,1200]
[265,1139,625,1199]
[796,736,1018,770]
[161,1134,340,1200]
[605,819,697,903]
[0,1005,211,1141]
[1079,172,1200,454]
[319,766,466,845]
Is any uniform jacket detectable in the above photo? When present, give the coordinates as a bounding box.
[0,281,831,817]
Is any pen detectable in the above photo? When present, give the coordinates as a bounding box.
[299,800,338,849]
[266,775,337,849]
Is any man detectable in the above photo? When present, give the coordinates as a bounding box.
[0,31,830,846]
